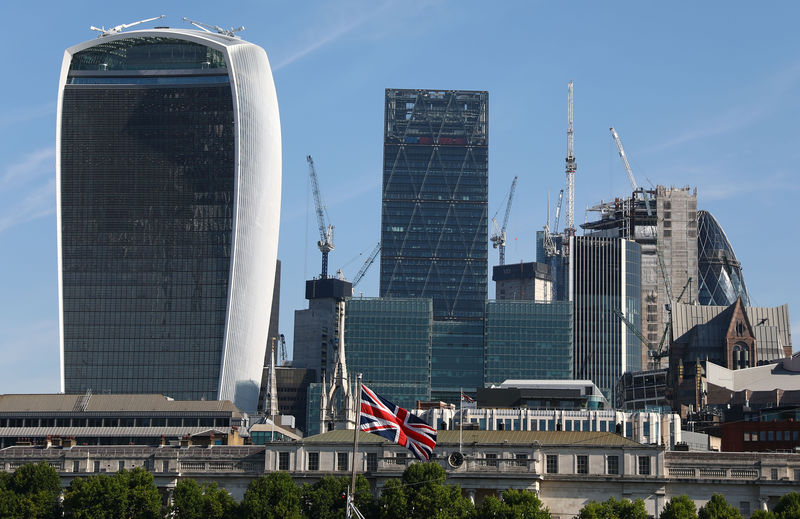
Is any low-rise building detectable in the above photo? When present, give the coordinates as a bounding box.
[0,393,247,448]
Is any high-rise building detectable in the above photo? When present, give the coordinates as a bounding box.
[483,300,573,386]
[570,236,642,402]
[380,89,488,401]
[492,262,552,301]
[583,186,697,369]
[345,297,432,409]
[697,210,750,306]
[57,29,281,412]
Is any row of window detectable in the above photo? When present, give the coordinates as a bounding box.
[744,430,800,442]
[0,417,229,428]
[297,452,650,476]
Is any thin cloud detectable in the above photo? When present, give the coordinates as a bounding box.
[642,61,800,155]
[273,2,395,71]
[0,102,56,129]
[1,147,55,188]
[0,178,56,233]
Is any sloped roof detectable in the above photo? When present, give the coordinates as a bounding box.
[0,394,241,415]
[303,429,642,447]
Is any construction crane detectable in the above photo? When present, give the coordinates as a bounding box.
[183,17,245,37]
[612,308,650,352]
[490,176,518,265]
[553,189,564,234]
[609,127,652,216]
[564,81,577,239]
[351,242,381,289]
[307,155,335,278]
[278,334,287,366]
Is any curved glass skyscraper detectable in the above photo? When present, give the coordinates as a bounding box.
[697,210,749,306]
[57,29,281,411]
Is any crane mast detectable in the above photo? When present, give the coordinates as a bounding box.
[490,176,518,266]
[564,81,576,238]
[306,155,335,278]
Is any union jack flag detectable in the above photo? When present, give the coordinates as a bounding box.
[359,384,437,461]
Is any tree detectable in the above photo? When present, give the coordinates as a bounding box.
[4,462,62,519]
[241,472,301,519]
[476,489,551,519]
[774,492,800,519]
[577,496,647,519]
[661,495,698,519]
[749,511,775,519]
[63,468,161,519]
[172,479,239,519]
[378,462,473,519]
[698,494,742,519]
[301,474,374,519]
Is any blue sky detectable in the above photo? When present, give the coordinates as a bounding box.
[1,1,798,394]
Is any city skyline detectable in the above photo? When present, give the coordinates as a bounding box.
[2,1,800,394]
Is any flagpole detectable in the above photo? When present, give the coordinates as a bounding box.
[347,373,362,519]
[459,387,463,453]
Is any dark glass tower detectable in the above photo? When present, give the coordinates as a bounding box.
[57,30,281,411]
[380,89,488,400]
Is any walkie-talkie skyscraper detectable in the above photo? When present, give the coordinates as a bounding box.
[57,28,281,411]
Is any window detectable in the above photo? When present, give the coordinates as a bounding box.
[794,469,800,481]
[486,453,498,467]
[740,502,750,516]
[607,456,619,475]
[395,452,407,465]
[278,452,289,471]
[638,456,650,475]
[771,468,779,480]
[337,452,348,471]
[577,455,588,474]
[307,452,319,471]
[546,455,558,474]
[515,454,527,467]
[366,452,377,472]
[73,460,80,472]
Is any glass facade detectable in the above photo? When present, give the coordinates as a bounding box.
[697,210,750,306]
[344,298,432,410]
[483,301,573,386]
[380,89,488,403]
[60,38,235,400]
[431,321,485,401]
[380,89,488,320]
[571,237,642,404]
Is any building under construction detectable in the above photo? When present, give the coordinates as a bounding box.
[583,186,698,369]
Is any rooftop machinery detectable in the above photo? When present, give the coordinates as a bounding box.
[490,176,518,265]
[306,155,335,278]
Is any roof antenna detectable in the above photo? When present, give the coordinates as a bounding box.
[90,15,165,37]
[182,17,245,37]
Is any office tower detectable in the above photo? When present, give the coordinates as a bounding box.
[483,300,573,386]
[380,89,488,401]
[697,210,750,306]
[57,29,281,412]
[570,236,642,402]
[583,186,697,369]
[345,298,432,409]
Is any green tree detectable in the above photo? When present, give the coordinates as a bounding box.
[750,511,775,519]
[63,468,161,519]
[379,462,473,519]
[301,474,374,519]
[63,473,128,519]
[241,472,301,519]
[171,479,238,519]
[774,492,800,519]
[476,489,551,519]
[576,496,647,519]
[2,462,63,519]
[698,494,742,519]
[661,495,698,519]
[117,467,162,519]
